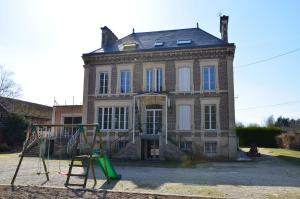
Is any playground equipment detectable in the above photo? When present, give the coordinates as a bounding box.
[11,124,121,188]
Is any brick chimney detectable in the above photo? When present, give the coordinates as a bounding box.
[220,15,229,42]
[101,26,118,50]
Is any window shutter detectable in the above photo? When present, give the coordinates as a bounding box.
[179,105,191,130]
[179,67,190,91]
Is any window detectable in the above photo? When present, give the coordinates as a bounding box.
[63,116,82,136]
[118,140,128,150]
[99,72,109,94]
[179,105,191,130]
[154,41,164,47]
[120,70,131,93]
[203,66,216,92]
[176,39,192,45]
[98,107,112,129]
[114,107,129,130]
[146,68,163,92]
[98,107,129,130]
[204,105,217,130]
[180,141,192,151]
[178,67,191,92]
[204,142,217,153]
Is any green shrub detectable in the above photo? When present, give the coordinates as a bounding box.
[237,127,282,147]
[3,113,28,147]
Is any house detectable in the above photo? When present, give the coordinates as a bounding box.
[82,15,237,160]
[0,96,52,126]
[51,105,82,157]
[0,96,52,145]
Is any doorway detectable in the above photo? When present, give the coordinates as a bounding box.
[146,108,162,134]
[141,139,159,160]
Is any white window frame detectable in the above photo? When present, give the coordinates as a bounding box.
[204,104,217,130]
[99,71,109,94]
[143,62,165,92]
[116,64,133,95]
[203,66,216,92]
[120,70,131,93]
[204,141,217,153]
[200,98,220,132]
[114,107,129,130]
[97,106,129,131]
[95,65,112,95]
[175,60,194,92]
[200,59,219,93]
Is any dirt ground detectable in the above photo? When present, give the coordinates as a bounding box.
[0,152,300,199]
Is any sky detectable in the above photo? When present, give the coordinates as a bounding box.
[0,0,299,125]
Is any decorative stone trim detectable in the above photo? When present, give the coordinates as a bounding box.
[83,47,235,65]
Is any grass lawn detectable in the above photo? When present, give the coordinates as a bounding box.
[243,147,300,166]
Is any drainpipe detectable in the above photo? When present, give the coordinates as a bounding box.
[133,95,135,144]
[165,95,168,144]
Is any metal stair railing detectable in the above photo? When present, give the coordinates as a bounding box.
[167,131,193,155]
[66,128,82,154]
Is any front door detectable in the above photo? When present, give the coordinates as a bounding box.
[146,109,162,134]
[142,139,159,160]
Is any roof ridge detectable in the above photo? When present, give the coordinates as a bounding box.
[0,96,52,109]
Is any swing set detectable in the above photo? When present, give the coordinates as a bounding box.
[11,124,121,188]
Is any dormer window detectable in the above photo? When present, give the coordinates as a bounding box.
[123,43,138,51]
[176,39,192,45]
[154,41,164,47]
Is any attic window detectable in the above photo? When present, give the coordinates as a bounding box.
[176,39,192,45]
[123,43,138,51]
[154,41,164,47]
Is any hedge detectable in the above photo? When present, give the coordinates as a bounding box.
[237,127,282,147]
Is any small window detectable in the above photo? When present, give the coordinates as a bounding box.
[123,43,138,51]
[154,41,164,47]
[118,140,128,150]
[204,142,217,153]
[177,39,192,45]
[180,141,192,151]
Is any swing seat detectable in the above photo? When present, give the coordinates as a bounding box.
[58,171,68,175]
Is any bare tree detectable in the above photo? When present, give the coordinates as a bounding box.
[265,115,275,127]
[0,65,22,98]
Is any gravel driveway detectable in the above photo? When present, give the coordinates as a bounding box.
[1,153,300,199]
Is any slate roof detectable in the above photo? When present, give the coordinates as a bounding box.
[87,27,233,55]
[0,96,52,119]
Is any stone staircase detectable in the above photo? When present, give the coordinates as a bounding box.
[23,142,40,157]
[111,139,140,160]
[54,137,69,158]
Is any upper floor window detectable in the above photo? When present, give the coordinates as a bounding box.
[178,105,191,130]
[99,72,109,94]
[146,68,163,92]
[204,104,216,130]
[203,66,216,92]
[120,70,131,93]
[178,67,191,92]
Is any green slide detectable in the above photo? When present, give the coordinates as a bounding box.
[96,155,121,180]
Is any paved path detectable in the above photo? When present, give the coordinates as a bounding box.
[1,153,300,198]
